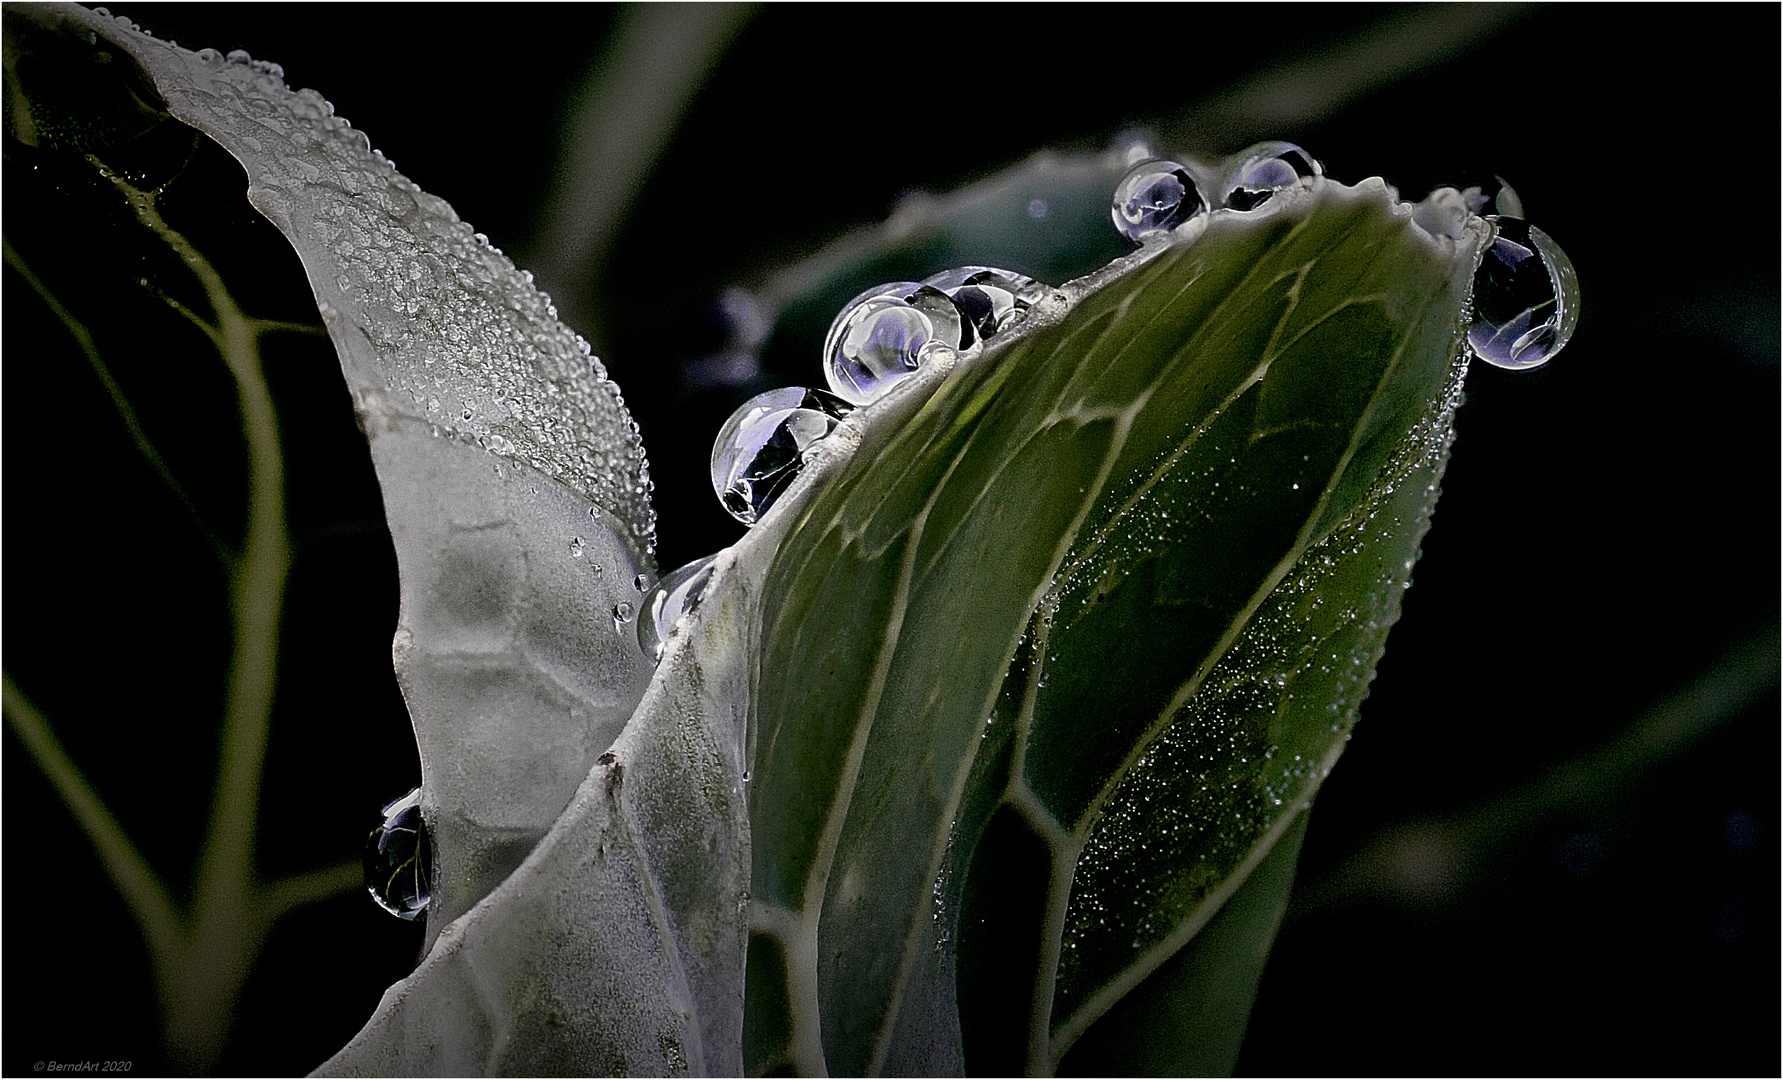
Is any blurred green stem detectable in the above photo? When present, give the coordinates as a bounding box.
[1288,626,1782,915]
[1161,4,1535,155]
[92,154,291,1072]
[2,160,359,1073]
[2,676,183,962]
[528,1,754,342]
[2,236,231,566]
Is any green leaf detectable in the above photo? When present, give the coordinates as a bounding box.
[742,181,1483,1074]
[1059,808,1309,1077]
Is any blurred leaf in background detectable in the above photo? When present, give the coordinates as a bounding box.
[3,4,1776,1075]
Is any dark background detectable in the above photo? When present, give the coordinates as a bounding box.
[5,4,1776,1075]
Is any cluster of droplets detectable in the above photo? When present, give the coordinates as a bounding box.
[641,142,1580,669]
[642,265,1055,666]
[820,266,1049,405]
[1110,139,1322,243]
[364,787,430,920]
[1111,143,1579,373]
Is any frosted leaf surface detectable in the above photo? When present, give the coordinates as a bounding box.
[315,536,762,1076]
[66,8,654,551]
[57,0,660,957]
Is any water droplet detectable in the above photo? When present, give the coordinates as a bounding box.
[225,49,251,65]
[1111,159,1205,242]
[1220,141,1321,210]
[613,600,636,633]
[711,387,852,525]
[569,536,584,558]
[194,46,220,65]
[823,283,966,404]
[364,787,430,920]
[1467,219,1579,371]
[633,573,650,592]
[92,6,110,15]
[742,770,752,783]
[920,266,1049,344]
[638,554,718,663]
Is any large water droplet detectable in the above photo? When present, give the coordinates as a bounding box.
[1467,219,1580,371]
[711,387,852,525]
[823,283,965,404]
[1111,159,1205,242]
[921,266,1048,344]
[1221,141,1321,210]
[639,554,718,663]
[364,787,430,920]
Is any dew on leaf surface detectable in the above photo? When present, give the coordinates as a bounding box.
[1111,159,1205,242]
[1220,140,1321,211]
[364,787,430,920]
[711,387,852,525]
[1467,219,1579,370]
[920,265,1049,344]
[638,554,719,663]
[823,282,966,404]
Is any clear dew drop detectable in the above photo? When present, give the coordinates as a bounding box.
[638,554,719,663]
[633,573,650,592]
[569,536,584,558]
[822,282,966,404]
[711,387,852,525]
[920,266,1048,344]
[1111,159,1206,242]
[1467,219,1580,371]
[1221,141,1321,210]
[612,601,635,633]
[364,787,430,920]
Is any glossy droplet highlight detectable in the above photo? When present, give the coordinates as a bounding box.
[823,283,965,404]
[921,266,1049,344]
[639,554,718,663]
[364,787,430,920]
[1467,219,1580,371]
[613,601,635,633]
[712,387,852,525]
[1221,141,1321,210]
[1111,159,1205,242]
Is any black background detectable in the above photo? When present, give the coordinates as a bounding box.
[4,4,1777,1075]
